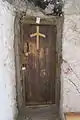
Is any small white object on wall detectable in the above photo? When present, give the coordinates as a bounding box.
[36,17,40,24]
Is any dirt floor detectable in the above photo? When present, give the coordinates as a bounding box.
[17,104,60,120]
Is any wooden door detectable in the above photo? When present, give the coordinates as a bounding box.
[22,24,56,105]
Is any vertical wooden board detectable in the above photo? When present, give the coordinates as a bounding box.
[65,113,80,120]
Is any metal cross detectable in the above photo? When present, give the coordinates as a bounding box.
[30,26,46,50]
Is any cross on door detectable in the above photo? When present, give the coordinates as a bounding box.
[30,26,46,50]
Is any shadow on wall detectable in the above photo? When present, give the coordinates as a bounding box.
[27,0,63,16]
[4,0,64,16]
[3,0,13,4]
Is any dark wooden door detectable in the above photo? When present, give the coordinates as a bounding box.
[22,24,56,105]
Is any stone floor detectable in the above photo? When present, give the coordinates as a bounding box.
[17,104,60,120]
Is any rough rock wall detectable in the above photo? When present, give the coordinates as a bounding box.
[62,0,80,112]
[0,1,17,120]
[4,0,63,16]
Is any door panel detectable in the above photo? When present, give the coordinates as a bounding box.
[22,24,56,105]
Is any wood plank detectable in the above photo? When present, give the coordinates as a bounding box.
[65,113,80,120]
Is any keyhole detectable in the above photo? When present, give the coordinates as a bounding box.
[27,42,29,53]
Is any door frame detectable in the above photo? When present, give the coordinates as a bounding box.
[14,14,63,110]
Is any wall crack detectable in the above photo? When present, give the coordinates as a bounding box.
[63,59,80,94]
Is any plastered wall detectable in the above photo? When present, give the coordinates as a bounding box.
[62,0,80,112]
[0,1,17,120]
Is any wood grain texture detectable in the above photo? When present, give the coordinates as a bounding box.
[22,24,57,105]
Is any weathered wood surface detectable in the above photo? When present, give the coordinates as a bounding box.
[22,24,57,105]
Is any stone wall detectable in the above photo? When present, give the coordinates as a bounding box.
[0,1,17,120]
